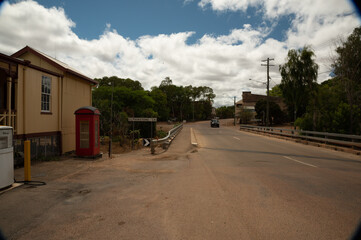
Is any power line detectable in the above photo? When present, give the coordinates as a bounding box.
[313,30,354,51]
[269,77,278,86]
[249,78,266,85]
[318,70,332,74]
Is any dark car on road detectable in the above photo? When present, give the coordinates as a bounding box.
[210,119,219,128]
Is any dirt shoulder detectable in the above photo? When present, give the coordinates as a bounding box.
[0,125,195,240]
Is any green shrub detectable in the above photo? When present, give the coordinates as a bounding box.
[294,114,313,130]
[156,130,167,138]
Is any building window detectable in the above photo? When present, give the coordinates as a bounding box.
[41,76,51,112]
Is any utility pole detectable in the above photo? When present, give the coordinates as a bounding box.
[261,58,274,127]
[109,80,114,158]
[234,96,236,126]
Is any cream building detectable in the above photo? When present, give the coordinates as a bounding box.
[0,46,97,162]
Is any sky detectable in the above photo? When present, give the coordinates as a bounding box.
[0,0,360,106]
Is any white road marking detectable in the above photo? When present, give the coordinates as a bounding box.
[233,137,241,140]
[283,156,317,168]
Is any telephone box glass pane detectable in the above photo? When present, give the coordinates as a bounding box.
[95,120,99,147]
[80,121,89,148]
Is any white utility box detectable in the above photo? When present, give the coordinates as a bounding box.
[0,126,14,189]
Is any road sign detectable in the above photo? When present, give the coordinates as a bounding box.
[128,117,157,122]
[143,138,150,147]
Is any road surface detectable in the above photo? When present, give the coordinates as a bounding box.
[0,120,360,239]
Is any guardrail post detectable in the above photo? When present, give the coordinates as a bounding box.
[151,140,155,154]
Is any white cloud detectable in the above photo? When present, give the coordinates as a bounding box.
[196,0,360,87]
[0,0,359,107]
[183,0,195,5]
[198,0,259,12]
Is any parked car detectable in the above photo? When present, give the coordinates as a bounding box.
[210,119,220,128]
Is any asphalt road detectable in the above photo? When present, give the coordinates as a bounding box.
[191,121,361,239]
[0,120,360,239]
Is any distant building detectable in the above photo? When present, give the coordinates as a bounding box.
[0,46,97,163]
[236,91,286,122]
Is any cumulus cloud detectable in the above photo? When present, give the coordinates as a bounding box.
[0,0,359,106]
[198,0,259,12]
[196,0,360,89]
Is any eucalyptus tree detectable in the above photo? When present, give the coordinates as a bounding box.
[332,27,361,134]
[279,46,319,123]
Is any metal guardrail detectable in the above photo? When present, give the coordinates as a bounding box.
[240,125,361,149]
[151,124,183,154]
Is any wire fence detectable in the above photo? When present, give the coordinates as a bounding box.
[14,134,61,167]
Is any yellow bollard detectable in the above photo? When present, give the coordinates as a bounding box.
[24,140,31,181]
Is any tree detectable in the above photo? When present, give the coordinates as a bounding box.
[279,46,318,123]
[189,86,201,121]
[156,78,215,121]
[95,76,143,90]
[332,27,361,134]
[150,87,169,121]
[238,107,253,124]
[198,86,216,101]
[92,86,112,136]
[159,77,179,119]
[309,79,345,132]
[255,99,285,125]
[216,106,234,119]
[113,111,129,146]
[290,27,361,134]
[92,77,155,138]
[269,84,282,97]
[196,86,215,120]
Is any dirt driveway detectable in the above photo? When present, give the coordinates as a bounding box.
[0,125,196,240]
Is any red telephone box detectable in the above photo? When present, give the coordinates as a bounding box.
[74,106,101,158]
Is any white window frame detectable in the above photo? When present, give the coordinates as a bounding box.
[41,76,51,112]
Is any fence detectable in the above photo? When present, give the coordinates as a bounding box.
[151,124,183,154]
[13,133,61,167]
[239,125,361,150]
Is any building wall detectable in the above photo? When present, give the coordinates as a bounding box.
[19,52,62,75]
[61,73,92,153]
[16,64,60,135]
[15,52,93,154]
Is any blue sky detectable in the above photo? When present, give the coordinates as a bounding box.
[0,0,360,106]
[32,0,290,43]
